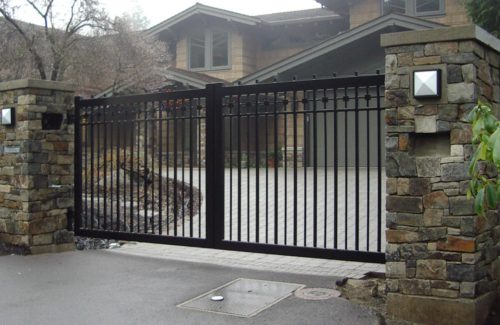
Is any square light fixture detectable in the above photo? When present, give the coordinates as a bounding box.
[413,69,441,99]
[1,107,14,126]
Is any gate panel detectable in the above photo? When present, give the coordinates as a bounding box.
[218,76,385,262]
[75,90,209,247]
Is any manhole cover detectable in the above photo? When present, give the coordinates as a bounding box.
[294,288,341,300]
[178,278,304,317]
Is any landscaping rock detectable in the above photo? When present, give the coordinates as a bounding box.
[75,236,121,250]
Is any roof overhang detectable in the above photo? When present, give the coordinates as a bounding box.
[164,68,229,88]
[315,0,352,15]
[94,68,227,98]
[147,3,262,37]
[238,14,444,84]
[263,15,342,26]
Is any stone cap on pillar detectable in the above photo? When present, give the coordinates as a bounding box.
[381,24,500,52]
[0,79,75,92]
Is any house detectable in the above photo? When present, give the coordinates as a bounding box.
[97,1,471,167]
[99,0,470,95]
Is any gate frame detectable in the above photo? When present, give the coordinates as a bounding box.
[74,75,386,263]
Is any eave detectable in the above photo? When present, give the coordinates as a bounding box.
[146,3,262,37]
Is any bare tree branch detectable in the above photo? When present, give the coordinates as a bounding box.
[0,1,170,94]
[65,0,78,33]
[0,6,47,79]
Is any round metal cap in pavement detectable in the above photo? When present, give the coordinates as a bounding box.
[210,295,224,301]
[294,288,341,300]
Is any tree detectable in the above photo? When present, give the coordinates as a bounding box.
[0,0,170,96]
[75,14,170,95]
[467,102,500,215]
[0,18,36,79]
[465,0,500,37]
[0,0,109,81]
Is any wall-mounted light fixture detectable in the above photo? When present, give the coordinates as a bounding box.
[1,107,14,126]
[413,69,442,99]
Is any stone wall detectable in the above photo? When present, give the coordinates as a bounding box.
[0,80,75,254]
[381,25,499,325]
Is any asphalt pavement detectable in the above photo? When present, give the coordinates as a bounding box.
[0,250,380,325]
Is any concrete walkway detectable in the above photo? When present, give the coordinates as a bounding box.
[116,242,385,279]
[0,251,380,325]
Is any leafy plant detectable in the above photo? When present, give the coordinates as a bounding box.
[465,0,500,38]
[467,101,500,215]
[268,147,284,161]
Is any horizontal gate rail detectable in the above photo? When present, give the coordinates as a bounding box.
[78,88,208,106]
[75,74,386,263]
[75,229,211,248]
[225,74,385,94]
[216,241,384,263]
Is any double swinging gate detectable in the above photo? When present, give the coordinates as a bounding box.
[74,74,386,263]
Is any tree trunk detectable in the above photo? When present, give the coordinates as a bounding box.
[30,48,47,80]
[50,60,60,81]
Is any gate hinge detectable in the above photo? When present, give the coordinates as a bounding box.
[67,207,74,231]
[67,113,75,125]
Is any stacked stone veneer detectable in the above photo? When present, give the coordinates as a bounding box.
[381,26,500,325]
[0,80,75,254]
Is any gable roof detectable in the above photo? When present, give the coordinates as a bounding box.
[238,13,445,84]
[147,3,261,37]
[147,3,341,37]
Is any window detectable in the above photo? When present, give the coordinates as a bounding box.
[382,0,406,15]
[414,0,444,16]
[189,30,230,70]
[382,0,444,16]
[189,31,206,69]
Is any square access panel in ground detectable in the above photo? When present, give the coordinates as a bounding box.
[178,278,305,318]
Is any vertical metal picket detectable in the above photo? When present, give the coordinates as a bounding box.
[205,83,225,247]
[74,97,83,234]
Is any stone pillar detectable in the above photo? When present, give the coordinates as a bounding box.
[381,25,499,325]
[0,80,75,254]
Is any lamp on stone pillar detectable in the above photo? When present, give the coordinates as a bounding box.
[413,69,441,99]
[1,107,14,126]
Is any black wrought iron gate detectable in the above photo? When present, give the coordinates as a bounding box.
[74,74,386,263]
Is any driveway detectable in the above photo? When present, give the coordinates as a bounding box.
[83,166,386,253]
[0,251,380,325]
[164,167,386,252]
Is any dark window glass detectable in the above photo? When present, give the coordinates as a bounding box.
[189,31,205,69]
[416,0,442,14]
[212,30,229,67]
[382,0,406,15]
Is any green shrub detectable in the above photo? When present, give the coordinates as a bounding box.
[467,101,500,215]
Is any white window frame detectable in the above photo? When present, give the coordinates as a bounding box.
[381,0,445,17]
[413,0,445,17]
[188,30,231,71]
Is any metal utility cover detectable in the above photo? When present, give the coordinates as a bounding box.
[178,278,305,318]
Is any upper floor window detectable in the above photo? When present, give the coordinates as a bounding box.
[382,0,445,17]
[189,30,230,70]
[382,0,406,15]
[415,0,444,15]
